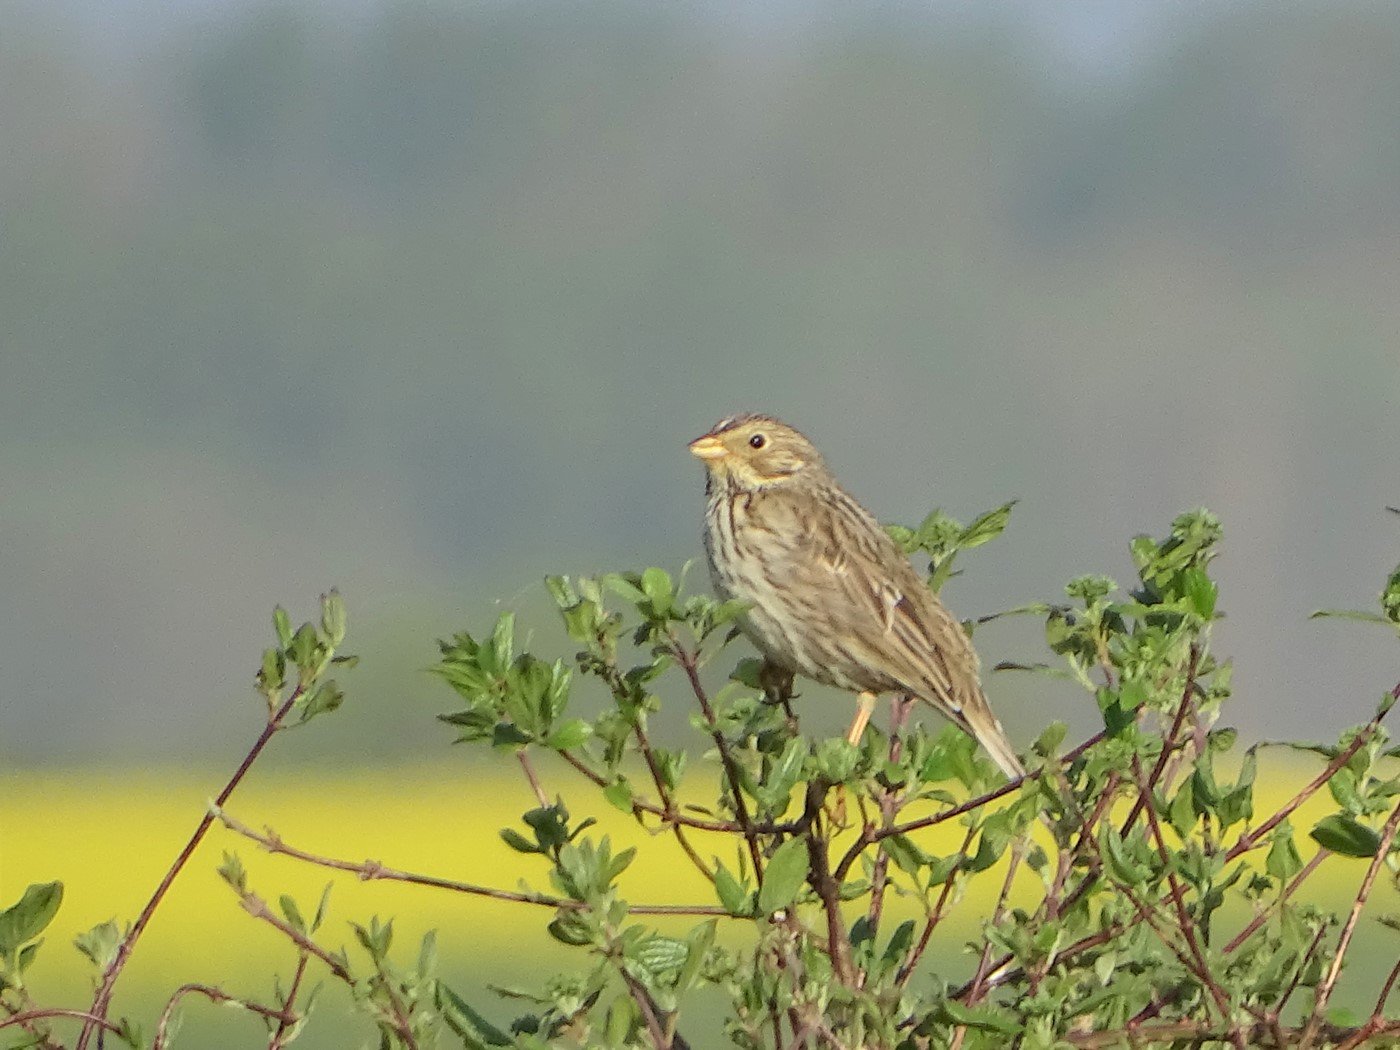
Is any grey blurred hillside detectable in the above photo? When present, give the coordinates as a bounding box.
[3,0,1398,765]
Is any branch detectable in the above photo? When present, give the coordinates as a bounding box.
[1130,754,1234,1026]
[152,984,295,1050]
[0,1010,123,1036]
[619,969,672,1050]
[798,781,853,984]
[238,889,354,984]
[1276,921,1331,1018]
[1068,1018,1400,1048]
[1118,645,1200,835]
[1225,685,1398,863]
[878,730,1105,843]
[366,945,421,1050]
[78,683,308,1049]
[516,750,550,808]
[269,952,312,1050]
[1222,850,1328,955]
[216,808,728,916]
[862,696,914,946]
[669,634,766,880]
[557,747,799,835]
[631,717,715,884]
[895,825,978,988]
[1302,793,1400,1044]
[963,837,1026,1008]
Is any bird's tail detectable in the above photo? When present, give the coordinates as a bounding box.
[956,699,1025,781]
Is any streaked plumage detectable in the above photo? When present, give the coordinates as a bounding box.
[689,413,1023,779]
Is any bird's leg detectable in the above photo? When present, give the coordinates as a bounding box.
[845,691,879,745]
[758,661,796,706]
[829,692,879,829]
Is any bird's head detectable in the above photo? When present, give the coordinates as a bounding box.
[688,414,826,491]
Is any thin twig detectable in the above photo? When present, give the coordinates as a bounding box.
[670,634,766,880]
[517,750,550,808]
[1131,754,1234,1026]
[1375,955,1400,1017]
[878,730,1106,843]
[366,948,420,1050]
[78,683,308,1049]
[1068,1019,1400,1048]
[556,748,796,834]
[239,890,354,983]
[1222,850,1328,955]
[1302,793,1400,1044]
[1225,688,1398,863]
[964,837,1026,1007]
[1118,646,1200,835]
[632,717,716,883]
[802,781,852,984]
[863,695,914,951]
[268,952,311,1050]
[895,825,978,988]
[1276,921,1331,1018]
[152,984,295,1050]
[217,809,728,916]
[620,969,672,1050]
[0,1010,123,1035]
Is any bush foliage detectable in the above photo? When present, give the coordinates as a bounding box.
[6,507,1400,1049]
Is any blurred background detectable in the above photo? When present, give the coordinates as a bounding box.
[4,0,1400,1045]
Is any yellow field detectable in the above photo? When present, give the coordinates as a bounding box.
[4,756,1397,1047]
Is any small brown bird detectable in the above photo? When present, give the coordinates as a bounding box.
[689,414,1023,779]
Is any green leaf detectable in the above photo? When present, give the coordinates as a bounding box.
[73,919,122,971]
[418,929,438,975]
[1066,574,1116,605]
[881,834,930,879]
[640,567,673,613]
[1310,814,1382,858]
[1182,569,1218,619]
[499,829,540,854]
[278,895,306,933]
[713,862,749,916]
[757,838,809,914]
[1311,609,1390,624]
[294,679,344,724]
[320,589,346,646]
[959,500,1017,549]
[217,852,248,893]
[630,935,689,979]
[603,779,634,814]
[311,884,333,932]
[1266,823,1303,881]
[489,613,514,673]
[545,719,592,750]
[0,883,63,955]
[937,1000,1022,1036]
[1033,721,1068,757]
[546,910,594,947]
[437,982,513,1047]
[272,606,294,648]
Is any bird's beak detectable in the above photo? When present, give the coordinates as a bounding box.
[689,435,728,461]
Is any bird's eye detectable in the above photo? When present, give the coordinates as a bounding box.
[749,433,767,449]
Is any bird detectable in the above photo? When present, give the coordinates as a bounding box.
[688,413,1024,779]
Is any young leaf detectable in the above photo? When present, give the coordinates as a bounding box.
[1310,814,1382,858]
[713,862,750,916]
[0,883,63,955]
[757,838,809,914]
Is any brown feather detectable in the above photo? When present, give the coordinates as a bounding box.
[693,414,1024,778]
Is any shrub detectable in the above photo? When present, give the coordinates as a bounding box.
[5,506,1400,1049]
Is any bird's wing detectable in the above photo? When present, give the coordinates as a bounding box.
[757,486,1023,778]
[795,491,979,713]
